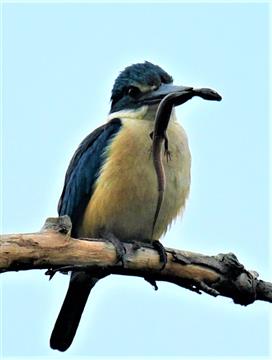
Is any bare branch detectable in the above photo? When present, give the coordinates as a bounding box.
[0,216,271,305]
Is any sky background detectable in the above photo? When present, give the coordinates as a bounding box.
[1,1,271,359]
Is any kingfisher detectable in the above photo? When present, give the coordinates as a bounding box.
[50,61,192,351]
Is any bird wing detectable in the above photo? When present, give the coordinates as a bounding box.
[58,118,122,236]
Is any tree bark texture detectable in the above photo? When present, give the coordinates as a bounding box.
[0,216,271,306]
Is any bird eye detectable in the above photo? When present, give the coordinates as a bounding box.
[127,86,141,98]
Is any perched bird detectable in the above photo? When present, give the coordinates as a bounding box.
[50,61,191,351]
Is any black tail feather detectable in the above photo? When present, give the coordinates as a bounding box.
[50,273,99,352]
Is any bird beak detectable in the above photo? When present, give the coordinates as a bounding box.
[141,83,193,105]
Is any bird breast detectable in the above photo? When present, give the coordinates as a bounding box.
[80,116,191,241]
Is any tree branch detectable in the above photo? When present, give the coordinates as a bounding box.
[0,216,271,305]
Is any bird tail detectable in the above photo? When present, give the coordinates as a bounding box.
[50,272,100,352]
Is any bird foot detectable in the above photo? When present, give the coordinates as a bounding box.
[101,231,126,266]
[131,239,167,270]
[152,240,168,270]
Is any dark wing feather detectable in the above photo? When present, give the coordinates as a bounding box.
[58,118,122,236]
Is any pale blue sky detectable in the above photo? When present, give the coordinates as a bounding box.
[1,2,270,359]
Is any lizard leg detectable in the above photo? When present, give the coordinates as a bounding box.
[163,134,171,161]
[149,131,171,161]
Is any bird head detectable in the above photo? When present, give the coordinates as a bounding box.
[110,61,191,114]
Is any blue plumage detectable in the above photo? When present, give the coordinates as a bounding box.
[51,61,185,352]
[58,118,122,236]
[110,61,173,113]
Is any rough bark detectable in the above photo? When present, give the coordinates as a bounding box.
[0,216,271,305]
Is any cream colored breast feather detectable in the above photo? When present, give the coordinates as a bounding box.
[80,108,191,241]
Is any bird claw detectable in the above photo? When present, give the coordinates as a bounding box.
[144,276,159,290]
[130,239,168,270]
[45,267,70,280]
[152,240,168,270]
[102,231,126,266]
[45,268,57,280]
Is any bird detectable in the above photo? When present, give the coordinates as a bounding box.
[50,61,191,351]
